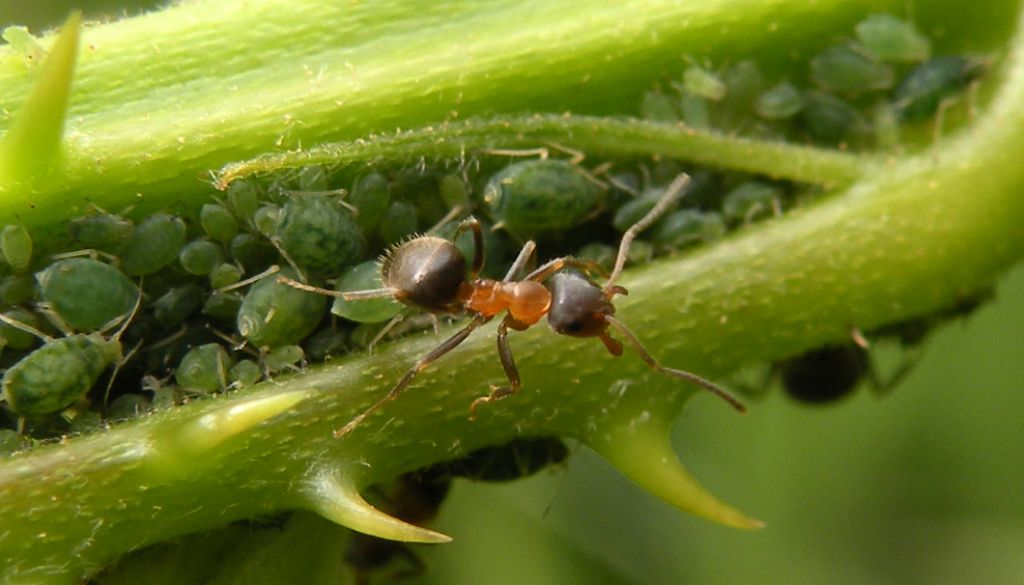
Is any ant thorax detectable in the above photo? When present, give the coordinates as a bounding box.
[457,279,550,327]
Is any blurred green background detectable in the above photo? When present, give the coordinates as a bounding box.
[5,3,1023,584]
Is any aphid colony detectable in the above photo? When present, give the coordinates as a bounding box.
[643,12,986,149]
[0,11,986,445]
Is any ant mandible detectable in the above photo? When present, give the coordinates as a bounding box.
[282,173,745,437]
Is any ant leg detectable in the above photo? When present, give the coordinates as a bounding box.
[426,205,466,235]
[452,216,484,278]
[606,173,690,291]
[523,256,607,283]
[276,274,397,301]
[334,313,491,438]
[469,316,522,418]
[604,315,746,413]
[503,241,537,282]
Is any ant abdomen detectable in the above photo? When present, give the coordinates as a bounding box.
[381,236,467,313]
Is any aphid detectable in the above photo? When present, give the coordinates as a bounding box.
[262,344,304,374]
[721,181,783,225]
[199,203,239,246]
[230,233,277,273]
[810,45,895,94]
[175,343,233,394]
[350,172,392,232]
[0,273,36,305]
[855,13,931,63]
[1,225,32,273]
[286,174,744,437]
[378,199,419,245]
[0,308,42,350]
[229,358,263,388]
[178,239,224,276]
[68,212,134,252]
[237,267,326,349]
[651,208,726,250]
[714,60,764,131]
[37,258,139,332]
[120,213,188,276]
[209,262,243,289]
[891,56,987,122]
[798,91,868,146]
[682,64,727,101]
[330,260,403,324]
[274,193,366,276]
[640,89,681,122]
[755,82,805,120]
[482,159,603,239]
[778,343,871,404]
[0,292,139,419]
[152,284,203,327]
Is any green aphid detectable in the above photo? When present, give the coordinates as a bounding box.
[810,45,894,94]
[855,13,931,63]
[275,194,367,276]
[652,209,726,249]
[237,268,326,348]
[120,214,188,276]
[613,188,673,233]
[679,92,711,129]
[0,274,35,305]
[107,393,152,420]
[68,213,134,252]
[892,56,987,122]
[640,90,680,122]
[2,333,122,418]
[576,242,617,274]
[202,291,243,322]
[483,159,602,239]
[37,258,139,332]
[0,308,41,350]
[200,203,239,246]
[755,82,805,120]
[253,205,280,236]
[722,182,782,224]
[715,60,764,131]
[263,344,304,374]
[378,200,419,245]
[179,239,224,276]
[209,263,243,289]
[230,233,277,273]
[152,284,203,327]
[175,343,232,394]
[303,327,350,362]
[229,359,262,388]
[350,173,392,232]
[1,225,32,273]
[798,92,867,146]
[438,175,470,210]
[682,65,727,101]
[227,180,261,226]
[330,260,401,324]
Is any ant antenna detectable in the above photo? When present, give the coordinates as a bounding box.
[604,314,746,413]
[605,173,690,293]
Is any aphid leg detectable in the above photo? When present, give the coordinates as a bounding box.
[0,312,53,343]
[425,205,466,236]
[523,256,607,283]
[103,339,143,412]
[334,314,491,438]
[452,216,484,278]
[503,241,537,282]
[604,315,746,413]
[606,173,691,292]
[216,265,280,293]
[268,237,307,282]
[366,312,406,353]
[469,316,522,418]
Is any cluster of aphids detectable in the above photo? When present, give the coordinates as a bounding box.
[0,12,988,448]
[642,13,986,149]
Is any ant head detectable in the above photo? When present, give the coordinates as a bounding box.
[381,236,468,313]
[546,270,616,339]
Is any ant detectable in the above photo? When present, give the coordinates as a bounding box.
[281,173,745,437]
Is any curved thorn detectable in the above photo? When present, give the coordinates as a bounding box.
[302,467,452,544]
[588,421,764,530]
[0,11,82,182]
[176,390,310,454]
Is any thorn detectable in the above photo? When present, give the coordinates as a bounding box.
[302,468,452,544]
[0,11,82,182]
[176,390,309,453]
[588,421,764,530]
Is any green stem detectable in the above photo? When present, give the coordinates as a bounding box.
[1,0,1023,583]
[218,115,870,190]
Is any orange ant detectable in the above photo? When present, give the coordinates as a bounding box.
[281,173,744,437]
